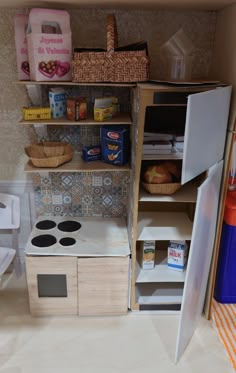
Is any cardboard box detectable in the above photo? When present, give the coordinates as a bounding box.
[141,240,155,270]
[167,240,188,271]
[101,126,130,165]
[82,145,101,162]
[27,9,72,81]
[49,88,66,118]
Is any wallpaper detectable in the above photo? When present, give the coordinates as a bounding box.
[0,8,216,217]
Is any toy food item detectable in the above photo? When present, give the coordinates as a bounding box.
[143,165,172,184]
[163,161,181,180]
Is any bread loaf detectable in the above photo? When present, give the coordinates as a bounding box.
[143,165,172,184]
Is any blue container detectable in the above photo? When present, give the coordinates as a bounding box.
[214,221,236,303]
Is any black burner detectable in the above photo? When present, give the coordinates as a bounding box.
[31,234,57,247]
[59,237,76,246]
[57,221,81,232]
[36,220,57,230]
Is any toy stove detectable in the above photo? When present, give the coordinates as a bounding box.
[25,216,130,317]
[25,216,130,257]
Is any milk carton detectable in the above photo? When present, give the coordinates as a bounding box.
[49,88,66,118]
[167,240,188,271]
[14,14,30,80]
[27,9,72,81]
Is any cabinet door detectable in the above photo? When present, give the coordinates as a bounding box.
[181,87,231,184]
[175,160,223,362]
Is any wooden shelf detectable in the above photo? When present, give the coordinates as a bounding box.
[142,152,183,160]
[136,251,186,283]
[15,81,136,87]
[136,283,184,305]
[139,182,197,202]
[20,113,132,126]
[25,152,131,173]
[137,211,193,241]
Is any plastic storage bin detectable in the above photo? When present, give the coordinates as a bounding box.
[214,191,236,303]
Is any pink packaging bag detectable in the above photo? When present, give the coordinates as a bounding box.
[27,9,72,81]
[14,14,30,80]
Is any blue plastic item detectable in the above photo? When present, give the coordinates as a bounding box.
[214,222,236,303]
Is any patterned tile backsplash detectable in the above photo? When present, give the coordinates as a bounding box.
[32,171,130,218]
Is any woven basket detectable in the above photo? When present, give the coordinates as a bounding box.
[72,15,149,83]
[25,142,74,168]
[142,182,182,195]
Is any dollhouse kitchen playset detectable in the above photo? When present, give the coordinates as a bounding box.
[7,3,235,364]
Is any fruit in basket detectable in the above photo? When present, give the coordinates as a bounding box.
[143,165,172,184]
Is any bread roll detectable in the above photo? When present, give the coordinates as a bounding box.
[163,161,181,180]
[143,165,172,184]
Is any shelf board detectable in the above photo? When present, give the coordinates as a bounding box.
[142,152,183,160]
[136,283,183,305]
[139,181,197,202]
[15,81,136,87]
[136,251,186,283]
[25,152,131,173]
[20,113,132,126]
[137,211,193,241]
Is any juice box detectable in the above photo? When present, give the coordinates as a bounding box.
[141,240,155,270]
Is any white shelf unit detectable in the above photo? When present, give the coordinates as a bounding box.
[136,251,186,283]
[135,283,184,305]
[137,211,193,241]
[139,181,198,202]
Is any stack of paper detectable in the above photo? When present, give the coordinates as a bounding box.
[142,140,173,154]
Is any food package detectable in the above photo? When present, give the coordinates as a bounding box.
[101,125,130,165]
[82,145,101,162]
[49,88,66,118]
[141,240,155,269]
[14,14,30,80]
[27,8,72,81]
[167,240,188,271]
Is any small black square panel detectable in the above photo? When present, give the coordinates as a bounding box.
[37,274,67,297]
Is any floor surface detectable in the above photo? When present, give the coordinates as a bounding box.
[0,273,235,373]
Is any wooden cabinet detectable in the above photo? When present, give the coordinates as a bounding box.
[129,82,231,361]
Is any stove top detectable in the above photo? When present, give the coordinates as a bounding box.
[25,216,130,257]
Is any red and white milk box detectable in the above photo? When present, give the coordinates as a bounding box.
[27,9,72,81]
[167,240,188,271]
[14,14,30,80]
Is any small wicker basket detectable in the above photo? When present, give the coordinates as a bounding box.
[25,142,74,168]
[142,182,181,195]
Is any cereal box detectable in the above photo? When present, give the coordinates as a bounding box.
[101,126,130,165]
[141,241,155,270]
[167,240,188,271]
[27,9,72,81]
[49,88,66,118]
[14,14,30,80]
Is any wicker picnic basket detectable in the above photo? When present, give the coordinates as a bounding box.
[72,15,149,83]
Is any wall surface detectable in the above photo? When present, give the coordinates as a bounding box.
[211,4,236,130]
